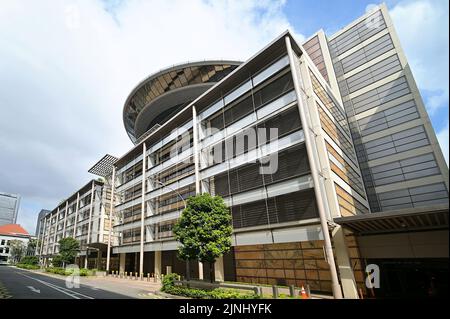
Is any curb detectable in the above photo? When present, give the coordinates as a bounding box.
[154,290,190,299]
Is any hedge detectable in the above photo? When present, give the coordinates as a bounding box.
[16,264,40,270]
[161,273,259,299]
[45,267,93,276]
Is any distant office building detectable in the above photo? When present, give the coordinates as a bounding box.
[0,192,20,226]
[35,209,50,236]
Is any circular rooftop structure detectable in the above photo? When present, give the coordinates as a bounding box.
[123,61,242,144]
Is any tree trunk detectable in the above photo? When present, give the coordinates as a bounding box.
[209,262,215,283]
[185,260,191,286]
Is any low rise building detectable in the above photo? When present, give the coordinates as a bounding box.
[0,224,31,264]
[35,179,119,269]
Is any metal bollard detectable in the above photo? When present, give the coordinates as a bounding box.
[147,273,150,282]
[135,272,138,280]
[125,271,128,279]
[140,273,143,281]
[257,286,264,297]
[289,285,295,297]
[272,285,278,299]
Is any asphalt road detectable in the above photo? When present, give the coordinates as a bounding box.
[0,266,133,299]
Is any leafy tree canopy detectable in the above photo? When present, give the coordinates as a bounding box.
[58,237,79,265]
[173,193,232,264]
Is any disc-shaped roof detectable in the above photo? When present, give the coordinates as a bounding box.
[123,61,241,144]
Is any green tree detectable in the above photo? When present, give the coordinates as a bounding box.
[51,254,64,267]
[26,238,37,256]
[173,193,232,283]
[9,240,26,264]
[20,255,39,265]
[58,237,79,267]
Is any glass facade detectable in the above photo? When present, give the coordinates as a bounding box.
[0,192,20,226]
[37,4,448,297]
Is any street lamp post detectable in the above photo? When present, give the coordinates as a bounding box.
[147,176,190,281]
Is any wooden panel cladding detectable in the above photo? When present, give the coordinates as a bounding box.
[335,183,369,216]
[234,241,332,293]
[303,35,329,83]
[326,141,366,198]
[318,106,357,164]
[343,229,368,296]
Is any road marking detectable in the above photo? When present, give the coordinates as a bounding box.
[27,286,41,293]
[18,272,94,299]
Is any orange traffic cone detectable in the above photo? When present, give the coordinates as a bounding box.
[300,286,308,299]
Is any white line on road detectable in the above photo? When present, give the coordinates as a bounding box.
[17,272,94,299]
[26,286,40,293]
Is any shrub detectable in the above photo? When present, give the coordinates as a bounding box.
[161,273,181,291]
[16,263,40,270]
[51,255,64,267]
[162,284,259,299]
[45,267,93,276]
[20,256,39,265]
[79,268,89,276]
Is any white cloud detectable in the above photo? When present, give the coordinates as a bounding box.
[436,121,449,166]
[0,0,302,233]
[390,0,449,115]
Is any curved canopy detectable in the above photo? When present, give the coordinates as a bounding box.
[123,61,241,143]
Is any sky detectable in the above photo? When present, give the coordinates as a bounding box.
[0,0,448,234]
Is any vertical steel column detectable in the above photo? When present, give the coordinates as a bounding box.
[192,105,204,279]
[285,35,343,299]
[192,105,201,194]
[139,143,147,275]
[106,166,116,272]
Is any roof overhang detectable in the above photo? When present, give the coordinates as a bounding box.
[334,205,449,235]
[88,154,118,177]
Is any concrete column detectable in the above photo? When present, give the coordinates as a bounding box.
[154,251,161,277]
[39,218,47,256]
[285,35,342,299]
[106,166,116,272]
[198,261,204,280]
[84,250,88,269]
[86,181,95,245]
[119,253,126,273]
[52,208,59,253]
[214,256,224,282]
[73,192,80,238]
[333,226,359,299]
[45,216,51,255]
[62,201,68,237]
[139,143,147,275]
